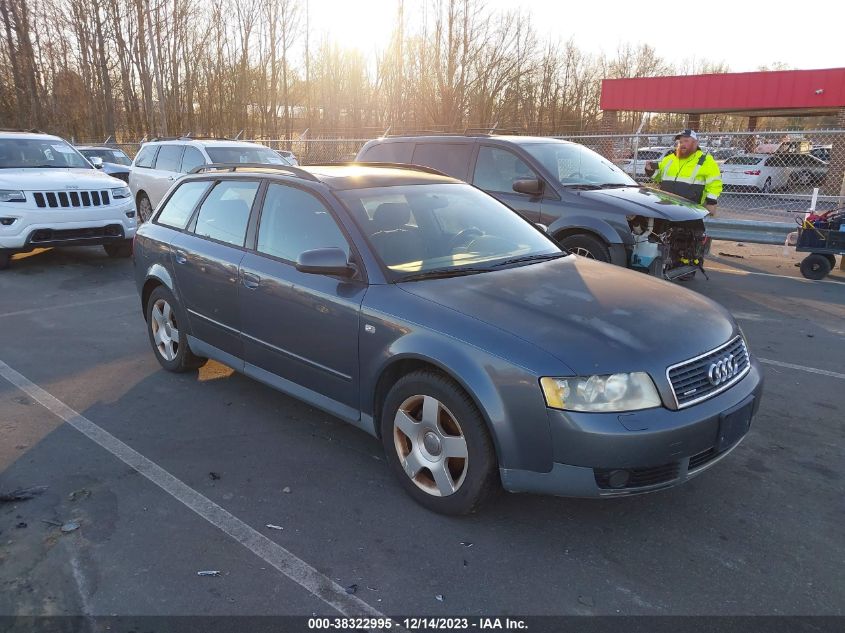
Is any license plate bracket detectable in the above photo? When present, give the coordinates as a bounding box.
[717,396,754,451]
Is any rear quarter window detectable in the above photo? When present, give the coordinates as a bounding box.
[360,142,414,163]
[156,181,212,229]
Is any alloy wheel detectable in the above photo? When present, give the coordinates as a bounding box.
[392,394,469,497]
[150,298,179,361]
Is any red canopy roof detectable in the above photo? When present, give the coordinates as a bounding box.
[601,67,845,116]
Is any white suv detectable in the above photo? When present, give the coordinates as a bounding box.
[0,130,136,270]
[129,138,288,221]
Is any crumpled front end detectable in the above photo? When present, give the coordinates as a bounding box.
[627,215,708,280]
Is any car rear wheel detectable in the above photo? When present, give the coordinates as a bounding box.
[558,234,610,262]
[381,371,499,515]
[799,254,832,280]
[146,286,206,372]
[103,239,133,258]
[138,194,153,223]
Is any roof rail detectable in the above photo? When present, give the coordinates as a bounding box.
[324,161,450,177]
[188,162,321,181]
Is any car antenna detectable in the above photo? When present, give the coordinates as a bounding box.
[234,129,244,140]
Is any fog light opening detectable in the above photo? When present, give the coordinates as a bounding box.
[0,217,15,226]
[607,469,630,489]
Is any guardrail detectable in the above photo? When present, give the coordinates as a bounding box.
[704,218,795,245]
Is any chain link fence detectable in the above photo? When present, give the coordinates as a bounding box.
[558,130,845,220]
[75,131,845,221]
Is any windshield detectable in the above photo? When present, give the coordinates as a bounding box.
[522,143,636,187]
[0,138,92,169]
[205,146,287,165]
[336,183,562,278]
[79,148,132,166]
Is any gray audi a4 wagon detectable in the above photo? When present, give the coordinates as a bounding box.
[133,162,763,514]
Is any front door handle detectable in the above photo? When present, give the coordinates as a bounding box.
[242,272,260,289]
[174,249,188,264]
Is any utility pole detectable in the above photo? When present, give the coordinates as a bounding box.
[145,0,167,136]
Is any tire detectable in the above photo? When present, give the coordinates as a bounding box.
[137,193,153,223]
[0,251,10,271]
[103,239,133,258]
[380,370,500,515]
[558,234,611,262]
[760,178,772,193]
[799,254,832,280]
[794,171,813,187]
[145,286,207,372]
[824,254,837,268]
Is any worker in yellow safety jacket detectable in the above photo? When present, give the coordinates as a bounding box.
[645,129,722,215]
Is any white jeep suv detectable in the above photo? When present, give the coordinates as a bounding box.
[129,138,288,221]
[0,130,137,270]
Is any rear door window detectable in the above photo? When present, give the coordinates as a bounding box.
[154,145,184,172]
[156,181,212,229]
[411,143,473,180]
[134,145,159,168]
[191,180,259,247]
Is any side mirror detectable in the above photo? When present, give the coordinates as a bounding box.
[90,157,104,169]
[535,223,549,233]
[513,178,544,196]
[296,247,356,278]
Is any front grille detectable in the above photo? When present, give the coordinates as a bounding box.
[33,190,112,208]
[688,447,718,470]
[595,462,680,490]
[28,225,123,244]
[667,336,750,408]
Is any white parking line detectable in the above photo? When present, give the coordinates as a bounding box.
[706,266,845,285]
[759,358,845,380]
[0,359,386,619]
[0,294,137,319]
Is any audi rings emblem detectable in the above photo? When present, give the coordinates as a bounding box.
[707,354,740,386]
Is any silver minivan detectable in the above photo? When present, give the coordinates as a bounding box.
[129,138,287,221]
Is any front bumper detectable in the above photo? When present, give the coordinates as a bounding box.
[500,359,764,497]
[0,201,137,251]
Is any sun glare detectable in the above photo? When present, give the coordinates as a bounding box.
[308,0,398,55]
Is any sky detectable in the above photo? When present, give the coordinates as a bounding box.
[306,0,845,74]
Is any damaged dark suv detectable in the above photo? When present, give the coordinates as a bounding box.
[356,135,708,281]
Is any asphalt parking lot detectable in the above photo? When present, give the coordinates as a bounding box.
[0,244,843,623]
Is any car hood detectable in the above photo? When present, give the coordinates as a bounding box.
[578,186,708,221]
[0,168,125,190]
[399,256,736,376]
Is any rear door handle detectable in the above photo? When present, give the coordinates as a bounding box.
[242,272,260,289]
[174,249,188,265]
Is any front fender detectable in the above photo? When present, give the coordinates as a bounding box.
[549,214,631,246]
[360,323,555,473]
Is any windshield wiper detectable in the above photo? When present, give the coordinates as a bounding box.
[597,183,632,188]
[561,183,602,190]
[398,267,492,282]
[491,252,567,268]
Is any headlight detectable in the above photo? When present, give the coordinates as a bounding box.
[540,373,661,412]
[0,190,25,203]
[111,186,132,199]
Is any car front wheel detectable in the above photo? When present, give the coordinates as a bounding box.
[381,371,499,515]
[104,239,133,258]
[146,286,206,372]
[558,234,610,262]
